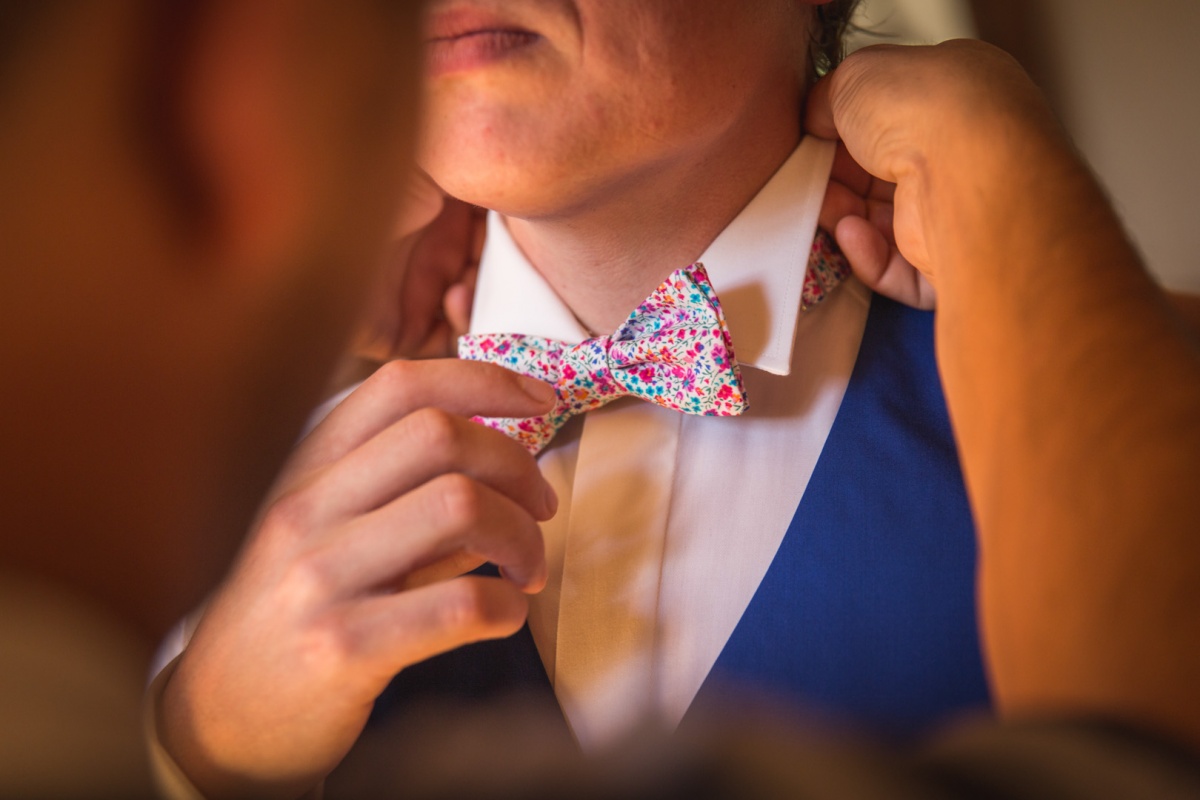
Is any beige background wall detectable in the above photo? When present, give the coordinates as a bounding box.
[850,0,1200,291]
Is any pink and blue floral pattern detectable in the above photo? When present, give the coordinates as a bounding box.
[802,229,851,310]
[459,262,748,454]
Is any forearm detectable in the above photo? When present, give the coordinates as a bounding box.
[928,109,1200,748]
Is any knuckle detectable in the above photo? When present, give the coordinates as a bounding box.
[431,473,483,530]
[297,614,357,672]
[437,581,487,630]
[408,407,463,455]
[259,488,319,547]
[368,359,419,406]
[371,357,415,389]
[279,546,339,604]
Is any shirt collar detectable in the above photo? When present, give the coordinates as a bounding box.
[468,136,836,376]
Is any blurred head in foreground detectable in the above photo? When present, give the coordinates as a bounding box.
[0,0,424,640]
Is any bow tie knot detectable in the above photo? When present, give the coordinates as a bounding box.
[460,262,748,454]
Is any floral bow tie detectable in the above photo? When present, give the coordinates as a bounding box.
[459,262,748,455]
[459,229,850,455]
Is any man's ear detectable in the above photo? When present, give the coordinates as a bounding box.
[164,0,314,271]
[156,0,423,281]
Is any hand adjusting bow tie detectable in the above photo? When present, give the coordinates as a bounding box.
[458,262,749,455]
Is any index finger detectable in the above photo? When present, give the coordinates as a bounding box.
[284,359,555,482]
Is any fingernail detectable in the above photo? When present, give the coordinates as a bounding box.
[519,376,557,408]
[543,481,559,518]
[497,564,523,588]
[500,563,546,594]
[528,559,548,594]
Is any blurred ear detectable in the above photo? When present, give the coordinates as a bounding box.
[163,0,423,281]
[170,0,313,270]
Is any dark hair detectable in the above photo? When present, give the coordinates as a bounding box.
[811,0,862,77]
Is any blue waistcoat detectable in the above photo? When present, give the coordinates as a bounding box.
[370,294,991,741]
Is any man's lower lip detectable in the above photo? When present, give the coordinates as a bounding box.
[425,30,540,76]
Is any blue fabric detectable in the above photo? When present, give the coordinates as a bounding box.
[688,293,989,738]
[369,293,989,739]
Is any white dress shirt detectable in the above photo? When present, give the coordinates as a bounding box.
[468,136,873,750]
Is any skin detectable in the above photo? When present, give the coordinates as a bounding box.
[807,40,1200,751]
[0,0,554,795]
[347,188,485,370]
[419,0,833,334]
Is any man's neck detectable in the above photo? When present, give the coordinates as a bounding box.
[504,121,803,334]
